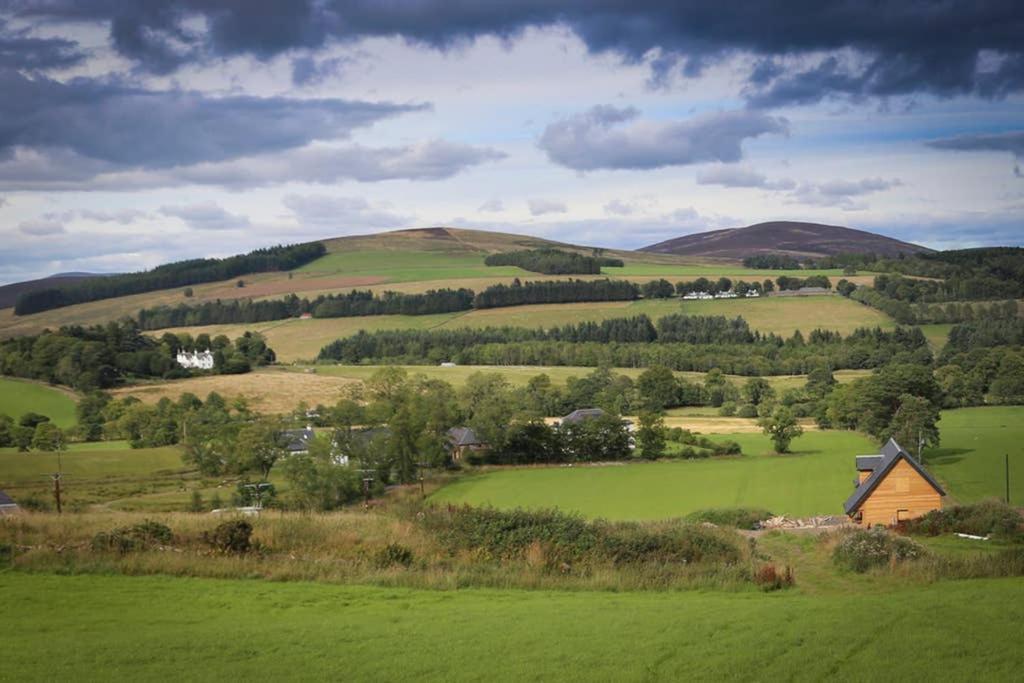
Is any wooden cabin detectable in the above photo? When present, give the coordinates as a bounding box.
[844,438,945,526]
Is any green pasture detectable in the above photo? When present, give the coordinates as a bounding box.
[0,441,192,510]
[2,573,1022,681]
[919,323,954,352]
[297,249,526,282]
[431,430,877,519]
[925,406,1024,505]
[0,377,78,428]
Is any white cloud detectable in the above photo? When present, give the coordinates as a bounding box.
[159,201,251,230]
[19,218,66,235]
[528,198,568,216]
[282,194,413,228]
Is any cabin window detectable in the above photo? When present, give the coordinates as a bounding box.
[896,509,910,521]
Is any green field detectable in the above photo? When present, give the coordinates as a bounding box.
[919,323,954,352]
[432,431,877,519]
[0,441,191,510]
[926,406,1024,505]
[605,263,849,278]
[2,572,1022,681]
[298,249,528,282]
[0,377,78,428]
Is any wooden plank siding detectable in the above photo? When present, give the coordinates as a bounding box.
[857,459,942,526]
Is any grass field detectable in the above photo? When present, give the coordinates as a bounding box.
[113,366,871,414]
[111,368,359,415]
[0,377,78,427]
[2,572,1022,681]
[919,323,954,352]
[925,406,1024,505]
[431,430,877,519]
[0,441,192,510]
[152,294,894,363]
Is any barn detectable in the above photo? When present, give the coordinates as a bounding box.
[844,438,945,526]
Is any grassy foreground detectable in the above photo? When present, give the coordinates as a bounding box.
[432,431,876,519]
[1,572,1022,681]
[0,377,78,427]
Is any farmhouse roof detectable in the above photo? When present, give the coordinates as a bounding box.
[0,489,16,506]
[844,438,945,515]
[561,408,606,424]
[447,427,484,447]
[281,427,316,452]
[855,455,884,471]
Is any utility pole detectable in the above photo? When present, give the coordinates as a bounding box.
[51,450,63,514]
[917,428,924,464]
[1006,454,1011,505]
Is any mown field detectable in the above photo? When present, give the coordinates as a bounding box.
[926,406,1024,505]
[0,377,78,427]
[110,365,872,414]
[0,441,195,511]
[431,431,877,519]
[2,572,1022,681]
[153,294,891,363]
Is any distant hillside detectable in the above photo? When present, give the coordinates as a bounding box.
[641,221,931,259]
[0,273,112,310]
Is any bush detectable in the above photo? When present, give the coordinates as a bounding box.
[91,520,173,554]
[201,519,253,554]
[753,564,795,591]
[736,404,758,418]
[374,543,415,568]
[898,501,1022,540]
[686,508,774,530]
[418,505,740,568]
[718,401,737,416]
[832,528,926,573]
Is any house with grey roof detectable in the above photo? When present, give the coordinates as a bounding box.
[844,438,945,526]
[0,489,20,515]
[447,427,487,461]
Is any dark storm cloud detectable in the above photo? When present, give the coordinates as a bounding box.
[0,19,85,69]
[12,1,1024,104]
[539,106,787,171]
[0,68,425,168]
[926,131,1024,159]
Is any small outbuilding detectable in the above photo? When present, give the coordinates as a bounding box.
[844,438,945,526]
[0,489,20,515]
[447,427,487,461]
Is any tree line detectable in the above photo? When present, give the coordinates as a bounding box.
[318,314,931,375]
[742,254,802,269]
[484,248,623,274]
[839,279,1019,325]
[0,321,275,391]
[14,242,327,315]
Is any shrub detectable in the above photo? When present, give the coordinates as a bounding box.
[718,401,737,417]
[0,543,12,567]
[201,519,253,554]
[899,501,1022,540]
[686,508,774,530]
[832,528,926,573]
[753,564,795,591]
[91,520,173,554]
[418,505,740,568]
[374,543,415,568]
[736,404,758,418]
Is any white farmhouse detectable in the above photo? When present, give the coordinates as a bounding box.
[176,349,215,370]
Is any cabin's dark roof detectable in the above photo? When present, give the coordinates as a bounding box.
[0,489,16,506]
[561,408,606,424]
[447,427,484,447]
[281,428,315,452]
[855,455,883,471]
[844,438,945,515]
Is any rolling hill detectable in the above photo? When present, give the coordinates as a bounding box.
[640,221,931,259]
[0,272,113,310]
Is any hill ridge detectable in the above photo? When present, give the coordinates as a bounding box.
[641,221,931,259]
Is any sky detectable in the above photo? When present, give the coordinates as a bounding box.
[1,1,1023,284]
